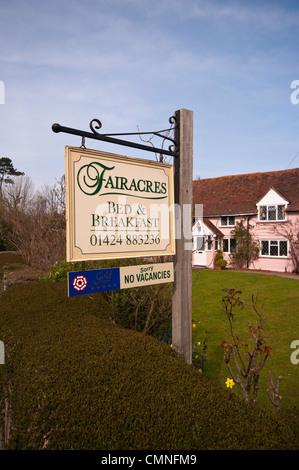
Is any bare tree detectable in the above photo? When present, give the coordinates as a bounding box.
[36,175,65,216]
[2,175,35,212]
[273,219,299,273]
[1,176,66,271]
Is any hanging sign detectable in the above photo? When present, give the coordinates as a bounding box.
[68,262,174,297]
[65,147,175,262]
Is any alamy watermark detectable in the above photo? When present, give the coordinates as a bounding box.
[0,80,5,104]
[93,198,203,251]
[290,340,299,365]
[290,80,299,104]
[0,340,4,364]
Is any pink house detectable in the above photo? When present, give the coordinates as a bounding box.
[192,168,299,273]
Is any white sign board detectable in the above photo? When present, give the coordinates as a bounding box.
[65,147,175,261]
[120,262,174,289]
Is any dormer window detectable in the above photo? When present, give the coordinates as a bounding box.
[256,188,289,223]
[221,216,235,226]
[259,204,285,221]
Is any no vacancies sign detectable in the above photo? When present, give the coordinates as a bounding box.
[65,147,175,261]
[68,262,174,297]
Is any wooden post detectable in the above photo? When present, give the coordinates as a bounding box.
[172,109,193,364]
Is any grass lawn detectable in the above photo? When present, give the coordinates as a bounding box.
[192,269,299,409]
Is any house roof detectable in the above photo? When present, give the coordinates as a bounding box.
[193,217,224,238]
[203,218,224,238]
[193,168,299,217]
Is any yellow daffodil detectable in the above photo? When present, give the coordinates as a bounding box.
[225,378,235,389]
[198,369,202,373]
[197,341,201,346]
[192,323,196,328]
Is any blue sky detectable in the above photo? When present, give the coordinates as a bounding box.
[0,0,299,187]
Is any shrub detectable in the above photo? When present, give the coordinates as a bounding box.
[214,250,227,269]
[39,259,102,282]
[105,282,172,335]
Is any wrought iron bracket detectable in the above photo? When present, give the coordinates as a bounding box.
[52,116,178,158]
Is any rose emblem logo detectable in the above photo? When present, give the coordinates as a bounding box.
[72,275,88,291]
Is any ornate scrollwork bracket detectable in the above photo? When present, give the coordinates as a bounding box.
[52,115,178,158]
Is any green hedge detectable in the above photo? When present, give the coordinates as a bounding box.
[0,281,299,450]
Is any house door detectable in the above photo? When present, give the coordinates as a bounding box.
[193,250,207,266]
[193,236,206,266]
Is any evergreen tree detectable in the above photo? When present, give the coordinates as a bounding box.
[0,157,25,198]
[230,219,260,269]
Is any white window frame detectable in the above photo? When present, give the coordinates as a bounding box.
[206,236,213,251]
[258,204,286,222]
[260,239,288,258]
[220,215,235,227]
[222,238,236,253]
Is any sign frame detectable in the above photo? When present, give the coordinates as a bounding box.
[65,146,175,262]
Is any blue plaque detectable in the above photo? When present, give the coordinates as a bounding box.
[68,267,120,297]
